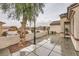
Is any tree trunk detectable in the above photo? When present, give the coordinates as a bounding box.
[21,16,27,42]
[18,16,27,47]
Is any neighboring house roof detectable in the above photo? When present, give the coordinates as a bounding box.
[0,21,5,24]
[3,26,10,29]
[10,26,17,28]
[60,13,67,18]
[50,21,60,25]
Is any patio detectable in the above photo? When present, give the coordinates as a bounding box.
[12,34,78,56]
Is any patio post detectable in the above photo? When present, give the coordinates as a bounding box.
[34,17,36,45]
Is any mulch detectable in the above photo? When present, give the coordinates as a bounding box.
[8,41,32,53]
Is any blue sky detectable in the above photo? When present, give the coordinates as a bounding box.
[0,3,72,27]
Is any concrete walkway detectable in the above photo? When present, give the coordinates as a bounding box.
[12,34,78,56]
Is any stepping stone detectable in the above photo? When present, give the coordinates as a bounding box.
[27,52,37,56]
[32,46,50,56]
[49,51,62,56]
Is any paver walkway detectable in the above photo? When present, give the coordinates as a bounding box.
[12,34,78,56]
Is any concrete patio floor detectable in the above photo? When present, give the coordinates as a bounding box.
[12,34,78,56]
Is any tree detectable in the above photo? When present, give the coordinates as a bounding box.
[1,3,45,45]
[31,4,45,44]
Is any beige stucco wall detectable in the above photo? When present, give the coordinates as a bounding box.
[0,35,20,49]
[25,31,48,41]
[73,8,79,39]
[70,10,79,51]
[0,25,3,36]
[60,17,68,33]
[70,6,79,51]
[0,48,11,56]
[50,25,61,33]
[0,31,48,50]
[71,17,74,35]
[60,17,67,37]
[71,35,79,51]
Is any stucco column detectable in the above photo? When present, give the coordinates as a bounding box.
[74,11,79,39]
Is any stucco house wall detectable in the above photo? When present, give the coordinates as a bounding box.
[60,13,69,37]
[68,4,79,51]
[72,6,79,51]
[50,25,61,33]
[73,7,79,39]
[60,17,67,33]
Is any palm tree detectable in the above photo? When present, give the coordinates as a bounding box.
[1,3,44,45]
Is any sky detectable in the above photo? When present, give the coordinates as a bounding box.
[0,3,72,27]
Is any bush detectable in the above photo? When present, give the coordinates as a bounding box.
[25,31,29,34]
[17,30,21,34]
[2,31,7,36]
[31,29,34,33]
[36,30,40,33]
[51,31,56,34]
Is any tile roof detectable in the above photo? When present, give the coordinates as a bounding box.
[50,21,60,25]
[0,21,5,24]
[60,13,67,18]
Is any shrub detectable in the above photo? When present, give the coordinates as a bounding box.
[2,31,7,36]
[25,31,29,34]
